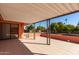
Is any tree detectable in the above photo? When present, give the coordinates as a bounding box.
[36,26,46,32]
[64,24,75,33]
[75,26,79,31]
[57,22,65,32]
[50,22,65,33]
[50,23,58,33]
[75,21,79,32]
[25,24,34,32]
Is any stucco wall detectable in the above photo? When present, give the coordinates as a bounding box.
[40,33,79,43]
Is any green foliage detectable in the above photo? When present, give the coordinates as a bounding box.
[25,21,78,34]
[64,24,75,33]
[57,22,65,32]
[36,26,46,32]
[50,22,75,33]
[25,24,34,32]
[50,22,65,33]
[74,22,79,32]
[50,23,58,33]
[75,26,79,31]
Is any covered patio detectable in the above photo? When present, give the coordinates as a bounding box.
[0,3,79,55]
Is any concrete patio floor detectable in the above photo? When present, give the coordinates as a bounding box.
[20,37,79,55]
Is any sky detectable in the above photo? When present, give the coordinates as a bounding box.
[35,12,79,28]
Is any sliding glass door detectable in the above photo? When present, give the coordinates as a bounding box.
[0,23,19,39]
[0,23,10,39]
[10,24,19,39]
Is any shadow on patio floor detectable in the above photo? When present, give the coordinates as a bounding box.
[23,42,47,45]
[0,39,33,55]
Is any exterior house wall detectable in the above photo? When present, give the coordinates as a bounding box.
[19,23,25,39]
[0,14,25,39]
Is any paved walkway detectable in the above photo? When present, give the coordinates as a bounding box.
[0,39,33,55]
[20,37,79,55]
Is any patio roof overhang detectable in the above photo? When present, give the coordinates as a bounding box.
[0,3,79,24]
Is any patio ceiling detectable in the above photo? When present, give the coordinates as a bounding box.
[0,3,79,23]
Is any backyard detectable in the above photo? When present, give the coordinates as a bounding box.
[24,12,79,43]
